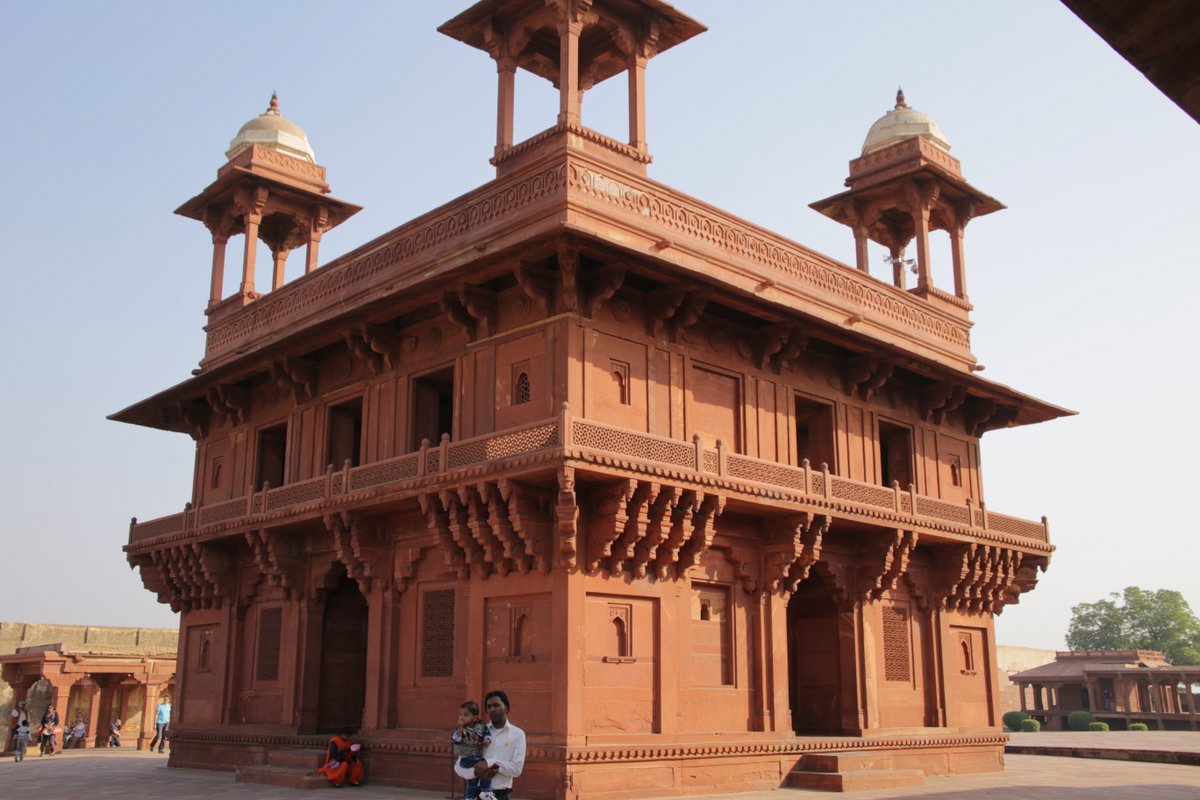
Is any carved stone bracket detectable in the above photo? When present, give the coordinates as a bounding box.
[757,324,809,373]
[843,355,894,401]
[761,513,830,596]
[858,529,918,601]
[344,323,401,376]
[269,356,317,403]
[206,383,250,427]
[160,399,209,440]
[920,381,967,424]
[932,543,1040,614]
[499,478,554,574]
[556,465,579,568]
[659,490,724,579]
[583,266,625,317]
[324,511,392,593]
[647,286,706,341]
[442,285,497,341]
[420,481,555,580]
[246,529,306,600]
[557,238,580,313]
[515,262,556,316]
[964,397,1018,436]
[139,542,231,614]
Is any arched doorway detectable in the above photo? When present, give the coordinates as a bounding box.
[787,574,843,734]
[317,576,369,732]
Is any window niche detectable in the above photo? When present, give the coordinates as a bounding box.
[794,395,835,470]
[691,583,733,686]
[512,362,531,406]
[254,607,283,682]
[878,420,914,490]
[882,604,912,683]
[610,359,631,406]
[195,626,216,673]
[327,397,364,469]
[255,423,288,489]
[603,604,634,663]
[411,367,455,450]
[420,588,456,679]
[508,606,535,663]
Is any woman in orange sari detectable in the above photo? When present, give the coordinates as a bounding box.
[317,727,365,787]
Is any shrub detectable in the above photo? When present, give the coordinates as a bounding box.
[1002,711,1029,731]
[1128,723,1149,731]
[1019,718,1041,732]
[1088,721,1110,732]
[1067,710,1095,731]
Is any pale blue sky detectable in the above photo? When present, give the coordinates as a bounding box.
[1,2,1196,651]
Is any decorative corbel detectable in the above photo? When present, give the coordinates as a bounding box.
[761,512,829,596]
[843,355,893,401]
[857,529,918,601]
[515,262,556,316]
[608,481,660,575]
[757,324,809,372]
[206,383,250,427]
[583,266,625,317]
[630,485,678,578]
[964,398,1018,436]
[584,480,639,573]
[245,529,306,600]
[557,238,580,313]
[676,492,725,573]
[647,286,706,341]
[555,465,579,569]
[920,382,968,424]
[443,286,497,341]
[499,479,553,574]
[418,493,468,579]
[269,356,317,403]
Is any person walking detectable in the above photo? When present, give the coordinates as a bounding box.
[13,720,32,762]
[39,704,60,756]
[149,698,171,753]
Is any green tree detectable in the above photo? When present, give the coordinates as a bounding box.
[1066,587,1200,665]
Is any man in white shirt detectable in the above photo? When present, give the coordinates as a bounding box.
[454,690,525,800]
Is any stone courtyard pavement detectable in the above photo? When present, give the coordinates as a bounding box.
[0,747,1197,800]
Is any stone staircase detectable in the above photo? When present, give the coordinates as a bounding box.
[235,747,331,790]
[785,751,925,792]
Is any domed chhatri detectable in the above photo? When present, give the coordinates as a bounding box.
[225,92,317,163]
[861,88,950,156]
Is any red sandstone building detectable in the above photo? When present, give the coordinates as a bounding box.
[113,2,1069,794]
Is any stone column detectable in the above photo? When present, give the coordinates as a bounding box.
[241,213,261,295]
[84,680,102,749]
[496,56,516,156]
[557,17,583,126]
[838,601,868,734]
[294,597,325,732]
[209,234,229,307]
[628,52,648,151]
[890,245,907,290]
[949,224,968,299]
[94,679,116,748]
[305,207,328,274]
[271,249,288,290]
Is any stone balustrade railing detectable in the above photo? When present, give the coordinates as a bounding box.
[127,407,1048,549]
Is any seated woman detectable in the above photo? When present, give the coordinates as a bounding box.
[317,727,364,787]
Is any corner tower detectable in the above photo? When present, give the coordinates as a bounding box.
[811,90,1003,313]
[175,94,360,321]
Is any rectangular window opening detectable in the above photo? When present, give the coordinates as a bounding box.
[255,423,289,489]
[412,367,455,450]
[794,395,835,471]
[327,397,364,469]
[879,420,914,490]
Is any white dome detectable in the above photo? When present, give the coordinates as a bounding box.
[225,93,316,163]
[861,89,950,156]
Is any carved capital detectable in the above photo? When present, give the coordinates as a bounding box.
[843,355,894,401]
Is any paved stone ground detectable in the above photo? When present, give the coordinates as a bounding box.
[1,747,1196,800]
